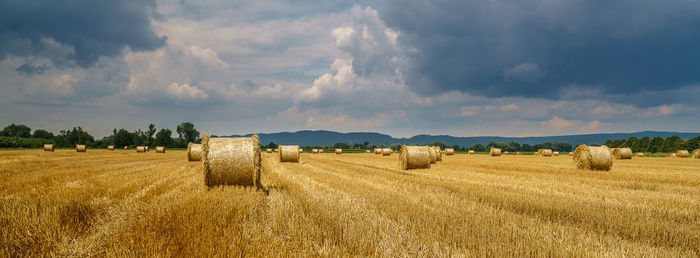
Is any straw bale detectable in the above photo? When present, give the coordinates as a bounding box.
[427,147,437,163]
[136,146,146,153]
[693,149,700,159]
[468,150,475,155]
[489,148,501,156]
[433,147,442,161]
[669,153,676,158]
[279,145,300,162]
[445,148,455,155]
[399,145,431,170]
[382,148,392,156]
[553,151,559,156]
[335,148,342,154]
[365,150,371,153]
[124,146,130,150]
[612,148,633,159]
[503,151,509,155]
[156,146,165,153]
[145,146,150,152]
[107,145,114,150]
[573,145,613,171]
[188,142,202,161]
[300,149,305,153]
[374,148,381,154]
[76,144,86,152]
[516,152,521,155]
[43,144,54,152]
[312,149,319,154]
[266,148,272,153]
[675,150,689,158]
[636,152,644,157]
[541,149,552,157]
[202,135,261,187]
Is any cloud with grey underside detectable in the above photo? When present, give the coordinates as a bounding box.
[0,0,166,68]
[376,0,700,104]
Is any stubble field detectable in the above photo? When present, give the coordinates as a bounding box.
[1,149,698,256]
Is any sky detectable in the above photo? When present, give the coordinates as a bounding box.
[1,0,699,138]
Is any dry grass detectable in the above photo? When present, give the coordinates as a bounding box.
[1,150,699,256]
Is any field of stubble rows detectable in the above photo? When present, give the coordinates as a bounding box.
[1,149,698,256]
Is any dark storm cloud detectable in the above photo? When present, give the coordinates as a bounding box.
[0,0,166,67]
[377,0,700,102]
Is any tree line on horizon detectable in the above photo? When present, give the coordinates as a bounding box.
[2,122,699,153]
[0,123,200,148]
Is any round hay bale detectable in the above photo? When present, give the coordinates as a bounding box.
[335,148,342,154]
[279,145,300,163]
[374,148,381,154]
[188,142,202,161]
[266,148,272,153]
[503,151,509,155]
[382,148,392,156]
[553,151,559,156]
[516,152,521,155]
[365,150,371,153]
[427,147,437,163]
[76,144,86,152]
[107,145,114,151]
[669,153,676,158]
[612,148,633,159]
[43,144,54,152]
[636,152,644,157]
[124,146,130,150]
[136,146,146,153]
[541,149,552,157]
[319,149,324,153]
[434,147,442,161]
[202,135,261,187]
[573,145,613,171]
[312,149,319,154]
[399,145,431,170]
[156,146,165,153]
[468,150,475,155]
[445,148,455,155]
[299,149,305,153]
[274,148,278,152]
[489,148,501,156]
[569,152,573,156]
[675,150,689,158]
[693,149,700,159]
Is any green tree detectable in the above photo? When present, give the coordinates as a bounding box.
[54,127,94,147]
[1,123,31,138]
[147,124,156,147]
[32,129,54,139]
[638,136,651,152]
[176,122,200,146]
[686,136,700,151]
[155,129,173,147]
[333,142,350,149]
[626,137,640,152]
[431,141,447,149]
[648,137,664,153]
[114,128,133,148]
[469,143,486,152]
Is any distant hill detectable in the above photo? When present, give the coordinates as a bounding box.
[228,130,700,147]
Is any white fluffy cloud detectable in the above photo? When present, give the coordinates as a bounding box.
[166,83,208,101]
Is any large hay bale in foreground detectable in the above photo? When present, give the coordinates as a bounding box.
[636,152,644,157]
[693,149,700,159]
[675,150,689,158]
[202,135,261,187]
[612,148,632,159]
[335,149,342,154]
[76,144,86,152]
[573,145,612,171]
[279,145,300,163]
[156,146,165,153]
[399,145,431,170]
[382,148,392,156]
[188,143,202,161]
[468,150,475,155]
[445,148,455,155]
[541,149,552,157]
[107,145,114,151]
[43,144,54,152]
[489,148,501,156]
[136,146,146,153]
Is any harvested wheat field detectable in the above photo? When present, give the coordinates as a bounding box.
[1,150,699,256]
